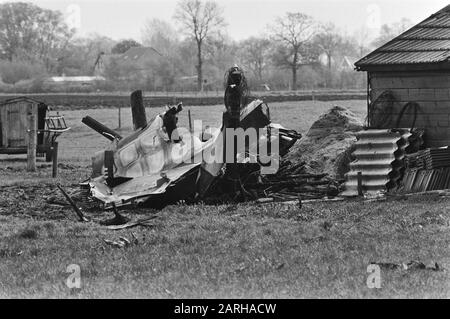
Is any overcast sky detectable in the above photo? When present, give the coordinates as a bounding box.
[6,0,450,42]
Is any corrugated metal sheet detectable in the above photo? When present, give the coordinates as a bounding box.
[359,51,449,65]
[340,129,412,197]
[420,13,450,27]
[402,27,450,40]
[382,39,450,51]
[405,147,450,169]
[355,5,450,68]
[399,167,450,193]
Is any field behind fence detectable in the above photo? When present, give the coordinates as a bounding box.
[0,90,366,109]
[54,100,367,164]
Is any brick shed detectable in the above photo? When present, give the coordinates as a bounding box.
[355,4,450,147]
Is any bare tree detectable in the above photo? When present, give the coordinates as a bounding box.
[313,23,344,87]
[141,18,179,56]
[372,18,413,48]
[352,26,373,58]
[239,37,271,83]
[269,13,317,90]
[174,0,225,91]
[314,23,344,70]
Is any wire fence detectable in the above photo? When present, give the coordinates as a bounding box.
[0,89,366,98]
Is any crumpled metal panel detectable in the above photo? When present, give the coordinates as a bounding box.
[340,129,411,197]
[86,99,298,209]
[89,163,200,207]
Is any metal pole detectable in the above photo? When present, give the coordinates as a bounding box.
[27,114,37,172]
[118,104,121,129]
[82,116,122,141]
[188,109,193,133]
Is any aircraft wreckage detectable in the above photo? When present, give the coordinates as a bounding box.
[81,66,301,209]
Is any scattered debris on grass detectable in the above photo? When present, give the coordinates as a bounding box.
[99,203,129,226]
[105,216,159,230]
[103,237,134,248]
[370,261,444,272]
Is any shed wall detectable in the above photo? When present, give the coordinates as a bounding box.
[0,101,37,148]
[370,70,450,147]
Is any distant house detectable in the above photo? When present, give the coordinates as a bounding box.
[318,53,359,71]
[98,46,165,77]
[95,46,171,90]
[119,46,163,68]
[340,56,359,71]
[355,4,450,147]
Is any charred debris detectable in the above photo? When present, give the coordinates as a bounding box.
[79,66,339,211]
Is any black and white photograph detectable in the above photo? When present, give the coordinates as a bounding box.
[0,0,449,304]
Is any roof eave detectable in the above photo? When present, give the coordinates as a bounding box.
[355,60,450,72]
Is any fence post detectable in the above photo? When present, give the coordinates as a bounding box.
[188,109,193,133]
[118,104,122,129]
[27,114,37,172]
[52,141,59,178]
[130,90,147,130]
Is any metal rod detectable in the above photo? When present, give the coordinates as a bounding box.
[82,116,122,141]
[118,105,121,129]
[56,184,89,222]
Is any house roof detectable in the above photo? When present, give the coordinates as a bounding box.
[341,56,359,69]
[355,4,450,70]
[120,46,162,63]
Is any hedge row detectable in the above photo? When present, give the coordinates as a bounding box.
[0,92,366,109]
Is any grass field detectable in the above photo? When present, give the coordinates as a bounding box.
[1,99,449,298]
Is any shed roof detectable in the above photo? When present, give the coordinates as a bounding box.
[0,96,45,107]
[355,4,450,71]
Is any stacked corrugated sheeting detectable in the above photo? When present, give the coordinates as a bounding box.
[340,129,414,197]
[399,148,450,192]
[405,148,450,169]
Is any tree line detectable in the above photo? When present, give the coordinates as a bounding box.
[0,1,413,92]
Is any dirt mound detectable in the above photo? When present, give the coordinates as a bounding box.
[286,105,363,179]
